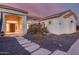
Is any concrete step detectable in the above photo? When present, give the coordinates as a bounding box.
[18,39,31,43]
[15,37,31,45]
[24,44,40,52]
[16,37,28,41]
[15,36,52,55]
[51,50,68,55]
[31,48,51,55]
[22,42,37,47]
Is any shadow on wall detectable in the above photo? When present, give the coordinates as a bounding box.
[0,12,3,32]
[76,25,79,31]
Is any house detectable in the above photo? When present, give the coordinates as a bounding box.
[40,10,77,35]
[0,5,28,36]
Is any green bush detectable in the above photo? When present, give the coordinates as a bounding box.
[27,23,48,36]
[27,27,37,34]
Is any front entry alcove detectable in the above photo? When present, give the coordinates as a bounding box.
[5,14,22,35]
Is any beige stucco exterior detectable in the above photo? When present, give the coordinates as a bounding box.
[41,14,77,35]
[0,5,27,36]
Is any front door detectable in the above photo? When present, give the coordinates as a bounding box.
[10,23,15,32]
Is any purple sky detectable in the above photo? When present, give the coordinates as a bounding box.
[1,3,79,19]
[1,3,63,17]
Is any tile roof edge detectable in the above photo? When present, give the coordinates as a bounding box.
[41,9,77,21]
[0,4,28,14]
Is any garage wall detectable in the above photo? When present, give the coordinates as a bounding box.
[41,15,76,35]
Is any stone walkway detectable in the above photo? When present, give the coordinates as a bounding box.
[15,37,79,55]
[15,37,52,55]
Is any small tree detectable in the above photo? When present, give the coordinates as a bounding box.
[27,23,48,36]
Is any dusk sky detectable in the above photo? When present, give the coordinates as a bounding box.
[1,3,79,21]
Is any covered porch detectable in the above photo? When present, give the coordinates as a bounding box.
[5,14,22,35]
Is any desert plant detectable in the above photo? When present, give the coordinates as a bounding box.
[27,23,48,36]
[27,26,37,34]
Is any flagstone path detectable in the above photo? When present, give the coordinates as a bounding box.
[15,36,79,55]
[15,37,52,55]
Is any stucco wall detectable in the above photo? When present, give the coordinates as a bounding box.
[1,12,6,32]
[62,15,77,34]
[41,15,76,35]
[1,12,27,36]
[22,16,27,35]
[27,19,39,24]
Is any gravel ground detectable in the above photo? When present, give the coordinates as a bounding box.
[24,32,79,52]
[0,37,30,55]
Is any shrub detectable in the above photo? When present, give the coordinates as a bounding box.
[27,23,48,36]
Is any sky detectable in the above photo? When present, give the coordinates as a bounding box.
[1,3,79,21]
